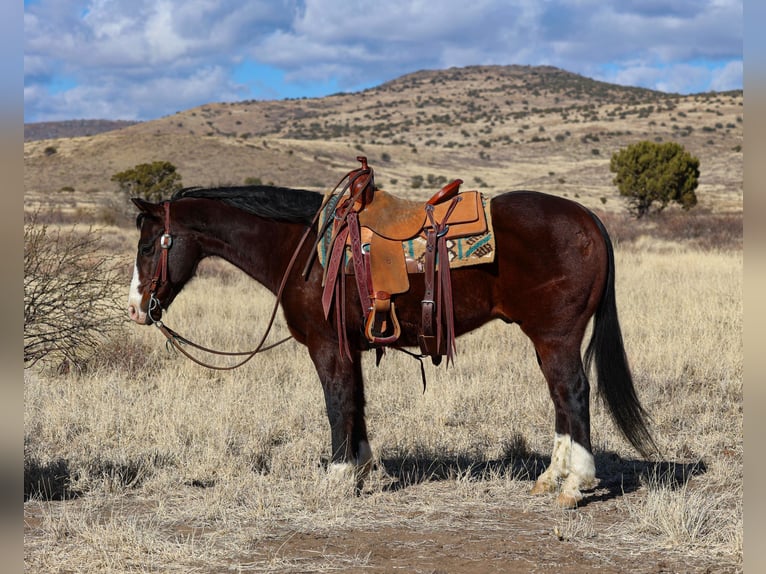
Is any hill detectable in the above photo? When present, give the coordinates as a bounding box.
[24,119,140,142]
[23,65,743,219]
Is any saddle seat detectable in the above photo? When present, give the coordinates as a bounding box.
[356,179,462,240]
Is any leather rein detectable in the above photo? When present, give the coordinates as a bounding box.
[147,202,296,370]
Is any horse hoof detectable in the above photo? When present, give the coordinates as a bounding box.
[556,492,581,509]
[530,480,556,495]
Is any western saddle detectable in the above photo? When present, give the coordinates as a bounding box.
[315,157,488,365]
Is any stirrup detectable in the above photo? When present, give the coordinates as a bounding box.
[364,298,401,345]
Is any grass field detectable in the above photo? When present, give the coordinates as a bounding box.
[24,226,742,573]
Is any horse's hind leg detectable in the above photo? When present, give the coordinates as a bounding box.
[307,338,373,490]
[529,341,597,508]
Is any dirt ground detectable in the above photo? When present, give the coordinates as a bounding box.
[24,475,737,574]
[225,493,731,573]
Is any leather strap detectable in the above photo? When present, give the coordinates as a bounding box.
[347,211,371,316]
[322,225,350,319]
[419,196,461,363]
[149,201,172,301]
[421,228,437,338]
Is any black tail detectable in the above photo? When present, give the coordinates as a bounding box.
[584,214,658,459]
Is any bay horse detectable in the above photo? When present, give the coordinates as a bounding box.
[127,182,657,508]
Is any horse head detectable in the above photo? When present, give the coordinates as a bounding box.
[128,197,201,325]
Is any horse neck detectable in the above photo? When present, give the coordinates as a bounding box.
[181,200,308,293]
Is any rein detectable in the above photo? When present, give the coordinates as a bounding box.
[147,200,305,370]
[146,159,433,379]
[155,322,293,370]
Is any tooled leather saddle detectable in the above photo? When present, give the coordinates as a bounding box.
[315,157,488,365]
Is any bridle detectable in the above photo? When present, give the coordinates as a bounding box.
[146,201,172,324]
[143,200,294,370]
[141,157,372,368]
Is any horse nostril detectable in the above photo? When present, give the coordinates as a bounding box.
[128,304,137,319]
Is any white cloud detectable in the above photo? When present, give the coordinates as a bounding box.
[253,0,742,93]
[144,2,189,63]
[710,60,743,92]
[25,64,244,121]
[599,59,742,95]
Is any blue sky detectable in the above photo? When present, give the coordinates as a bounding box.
[23,0,743,123]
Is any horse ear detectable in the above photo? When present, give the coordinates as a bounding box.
[131,197,161,215]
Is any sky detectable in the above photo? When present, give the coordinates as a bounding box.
[23,0,743,123]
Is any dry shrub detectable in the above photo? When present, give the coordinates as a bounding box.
[83,332,163,376]
[625,466,742,551]
[24,213,125,372]
[656,210,742,250]
[595,209,742,251]
[23,451,168,501]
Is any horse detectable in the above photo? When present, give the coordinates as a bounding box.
[127,181,657,508]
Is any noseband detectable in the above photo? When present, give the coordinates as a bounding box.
[147,201,173,322]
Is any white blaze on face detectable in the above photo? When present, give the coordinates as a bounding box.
[127,263,147,324]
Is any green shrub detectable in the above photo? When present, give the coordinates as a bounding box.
[610,141,699,218]
[111,161,183,202]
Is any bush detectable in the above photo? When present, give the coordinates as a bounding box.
[610,141,699,218]
[24,214,125,371]
[111,161,183,202]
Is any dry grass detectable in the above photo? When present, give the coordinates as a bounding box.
[24,237,742,572]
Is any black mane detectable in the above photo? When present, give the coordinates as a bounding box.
[171,185,324,225]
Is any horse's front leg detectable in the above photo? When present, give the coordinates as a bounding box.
[307,337,372,490]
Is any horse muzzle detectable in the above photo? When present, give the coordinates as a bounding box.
[127,290,163,325]
[128,302,149,324]
[128,263,167,324]
[127,296,149,324]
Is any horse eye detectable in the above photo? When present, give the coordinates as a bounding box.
[140,242,155,256]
